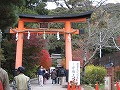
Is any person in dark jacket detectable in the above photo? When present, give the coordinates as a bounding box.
[44,70,50,80]
[59,67,66,85]
[56,67,60,84]
[37,66,45,86]
[51,69,57,84]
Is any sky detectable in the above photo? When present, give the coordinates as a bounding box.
[105,0,120,3]
[46,0,120,9]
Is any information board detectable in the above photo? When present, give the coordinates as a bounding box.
[69,61,80,85]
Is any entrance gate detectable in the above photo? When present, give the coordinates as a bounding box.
[10,11,92,71]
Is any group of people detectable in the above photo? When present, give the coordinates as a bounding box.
[0,63,66,90]
[37,65,66,86]
[37,65,50,86]
[51,66,66,85]
[0,64,50,90]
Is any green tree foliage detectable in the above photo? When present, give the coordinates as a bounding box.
[1,38,16,81]
[0,48,6,63]
[83,65,107,87]
[24,0,47,9]
[49,7,69,15]
[35,2,49,15]
[0,4,17,31]
[1,0,25,6]
[1,34,48,79]
[17,0,49,15]
[17,6,37,14]
[25,0,39,9]
[49,0,93,15]
[0,0,49,30]
[115,70,120,81]
[0,0,50,79]
[66,0,93,11]
[0,0,25,31]
[47,34,65,54]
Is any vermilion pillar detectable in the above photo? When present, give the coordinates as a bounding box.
[15,20,24,69]
[65,21,72,70]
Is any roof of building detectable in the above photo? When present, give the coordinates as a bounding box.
[19,11,93,19]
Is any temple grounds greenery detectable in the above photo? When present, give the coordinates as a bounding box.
[81,65,107,88]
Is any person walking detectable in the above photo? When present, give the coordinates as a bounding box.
[56,67,60,84]
[59,67,66,85]
[43,70,50,84]
[13,66,31,90]
[0,63,10,90]
[37,66,45,86]
[51,69,57,84]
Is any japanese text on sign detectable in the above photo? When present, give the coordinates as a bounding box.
[69,61,80,85]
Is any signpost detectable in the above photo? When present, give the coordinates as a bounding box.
[69,61,80,85]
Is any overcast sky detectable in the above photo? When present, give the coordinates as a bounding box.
[46,0,120,9]
[105,0,120,3]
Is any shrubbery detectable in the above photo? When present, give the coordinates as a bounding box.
[115,70,120,81]
[83,65,107,87]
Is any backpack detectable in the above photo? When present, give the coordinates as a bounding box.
[60,68,65,75]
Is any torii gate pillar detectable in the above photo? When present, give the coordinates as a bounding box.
[65,21,72,69]
[15,20,24,69]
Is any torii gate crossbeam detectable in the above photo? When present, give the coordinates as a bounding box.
[10,11,92,70]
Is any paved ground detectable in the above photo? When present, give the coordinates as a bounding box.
[31,78,67,90]
[10,78,68,90]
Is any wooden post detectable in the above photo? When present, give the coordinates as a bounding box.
[116,81,119,90]
[78,85,81,90]
[65,21,72,70]
[106,67,114,90]
[67,82,70,90]
[15,20,24,69]
[95,82,99,90]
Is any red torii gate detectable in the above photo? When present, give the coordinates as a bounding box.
[10,11,92,70]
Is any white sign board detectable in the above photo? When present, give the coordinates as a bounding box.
[69,61,80,85]
[104,76,111,90]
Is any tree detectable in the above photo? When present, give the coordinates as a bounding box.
[1,38,16,80]
[48,0,109,14]
[1,33,48,78]
[86,3,120,62]
[35,2,49,15]
[1,0,50,78]
[23,34,48,77]
[78,3,120,77]
[51,0,93,11]
[83,65,107,86]
[0,49,6,63]
[0,0,49,31]
[0,0,25,30]
[39,49,52,70]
